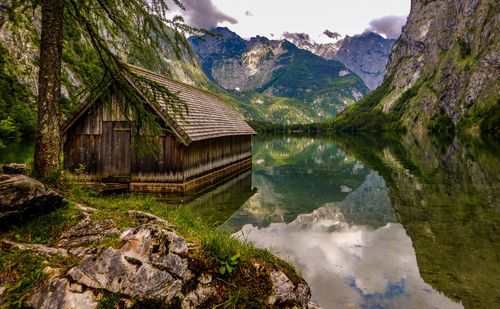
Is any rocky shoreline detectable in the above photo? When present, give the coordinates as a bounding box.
[0,170,320,308]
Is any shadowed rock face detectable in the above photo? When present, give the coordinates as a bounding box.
[0,173,64,224]
[1,163,29,175]
[334,33,396,90]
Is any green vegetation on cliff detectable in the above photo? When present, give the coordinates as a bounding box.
[0,45,35,146]
[330,0,499,133]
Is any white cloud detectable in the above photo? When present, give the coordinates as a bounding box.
[366,15,407,38]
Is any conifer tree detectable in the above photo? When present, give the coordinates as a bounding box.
[26,0,206,177]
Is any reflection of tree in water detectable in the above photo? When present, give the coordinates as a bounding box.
[335,132,500,309]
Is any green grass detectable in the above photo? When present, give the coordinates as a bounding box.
[0,247,80,308]
[4,203,81,247]
[0,248,48,308]
[0,170,304,307]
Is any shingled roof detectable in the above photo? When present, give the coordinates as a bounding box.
[128,65,256,144]
[62,65,256,145]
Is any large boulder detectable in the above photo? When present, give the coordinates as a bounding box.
[0,173,64,224]
[25,222,319,308]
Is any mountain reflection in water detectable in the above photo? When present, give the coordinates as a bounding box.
[222,133,499,308]
[233,171,461,308]
[3,133,498,308]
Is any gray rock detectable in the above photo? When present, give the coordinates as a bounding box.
[268,270,313,308]
[1,239,68,257]
[334,32,396,90]
[0,174,65,224]
[58,218,119,247]
[268,270,296,305]
[181,284,217,309]
[198,273,212,285]
[120,225,192,279]
[68,246,103,258]
[73,202,97,214]
[127,210,175,227]
[69,247,182,302]
[1,163,29,175]
[28,278,97,309]
[67,224,193,305]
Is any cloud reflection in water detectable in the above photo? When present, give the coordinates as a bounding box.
[233,190,462,308]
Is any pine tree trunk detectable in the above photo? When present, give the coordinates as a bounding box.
[35,0,64,177]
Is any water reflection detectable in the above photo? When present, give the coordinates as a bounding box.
[0,139,34,164]
[333,133,500,309]
[222,136,396,232]
[233,170,462,308]
[180,170,256,226]
[3,133,499,308]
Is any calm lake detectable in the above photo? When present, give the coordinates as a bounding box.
[191,133,500,309]
[1,133,499,308]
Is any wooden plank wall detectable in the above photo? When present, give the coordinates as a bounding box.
[131,135,185,182]
[64,91,253,184]
[183,135,252,180]
[64,93,128,180]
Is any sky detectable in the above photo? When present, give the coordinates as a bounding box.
[170,0,411,42]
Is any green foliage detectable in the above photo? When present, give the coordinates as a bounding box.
[428,108,455,135]
[479,99,500,132]
[328,74,404,132]
[97,290,124,309]
[0,118,16,149]
[74,163,86,174]
[390,83,421,118]
[0,44,36,139]
[458,95,500,133]
[255,44,368,106]
[218,253,240,275]
[457,38,471,59]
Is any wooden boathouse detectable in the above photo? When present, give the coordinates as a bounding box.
[61,65,256,194]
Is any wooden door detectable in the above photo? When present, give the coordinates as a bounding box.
[102,121,131,182]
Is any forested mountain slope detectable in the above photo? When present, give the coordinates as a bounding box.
[190,27,369,121]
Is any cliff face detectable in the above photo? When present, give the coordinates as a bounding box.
[334,33,396,90]
[190,27,369,120]
[279,32,395,90]
[379,0,499,132]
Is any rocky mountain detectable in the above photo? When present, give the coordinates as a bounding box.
[334,33,396,90]
[277,35,343,63]
[335,0,500,133]
[285,32,396,90]
[0,5,335,130]
[190,27,369,121]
